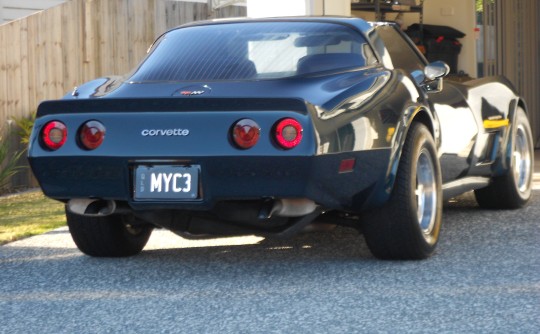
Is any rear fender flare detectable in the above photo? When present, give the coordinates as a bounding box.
[496,98,529,175]
[374,105,438,206]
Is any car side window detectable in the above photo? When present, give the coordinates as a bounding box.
[375,25,425,73]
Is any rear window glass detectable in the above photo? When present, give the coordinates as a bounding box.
[129,21,377,82]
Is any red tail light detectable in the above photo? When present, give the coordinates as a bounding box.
[42,121,67,150]
[79,121,106,150]
[232,119,260,149]
[274,118,303,149]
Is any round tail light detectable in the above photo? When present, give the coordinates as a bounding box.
[79,121,106,150]
[274,118,303,149]
[232,119,260,149]
[42,121,67,150]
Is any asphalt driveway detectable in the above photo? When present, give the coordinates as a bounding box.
[1,190,539,333]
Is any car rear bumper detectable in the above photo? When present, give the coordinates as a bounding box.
[29,148,391,212]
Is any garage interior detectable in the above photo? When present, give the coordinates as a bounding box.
[357,0,540,148]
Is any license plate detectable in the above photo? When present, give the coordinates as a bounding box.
[134,165,199,200]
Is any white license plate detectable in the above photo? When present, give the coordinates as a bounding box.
[134,165,199,200]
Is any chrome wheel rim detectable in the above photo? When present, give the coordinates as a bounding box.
[513,125,532,193]
[416,148,437,236]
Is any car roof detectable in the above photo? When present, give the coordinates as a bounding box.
[169,16,373,35]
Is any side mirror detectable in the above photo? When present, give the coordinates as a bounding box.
[424,61,450,81]
[423,61,450,92]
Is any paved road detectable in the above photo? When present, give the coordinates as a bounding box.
[1,191,539,333]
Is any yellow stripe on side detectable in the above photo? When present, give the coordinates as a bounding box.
[386,127,395,143]
[483,119,509,129]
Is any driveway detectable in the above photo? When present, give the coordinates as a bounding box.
[0,191,539,333]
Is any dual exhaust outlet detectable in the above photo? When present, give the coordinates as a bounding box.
[67,198,318,218]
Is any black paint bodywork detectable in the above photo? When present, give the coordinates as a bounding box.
[28,17,525,233]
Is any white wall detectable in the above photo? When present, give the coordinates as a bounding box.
[247,0,310,17]
[320,0,351,16]
[419,0,477,77]
[247,0,350,17]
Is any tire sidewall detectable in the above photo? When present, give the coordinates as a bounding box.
[405,124,442,249]
[361,122,443,259]
[509,107,534,202]
[65,208,153,257]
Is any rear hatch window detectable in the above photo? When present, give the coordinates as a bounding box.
[129,21,377,82]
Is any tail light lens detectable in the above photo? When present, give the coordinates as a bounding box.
[274,118,303,149]
[79,121,106,150]
[232,119,260,149]
[42,121,67,150]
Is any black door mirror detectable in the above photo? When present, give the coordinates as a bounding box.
[423,61,450,92]
[424,61,450,80]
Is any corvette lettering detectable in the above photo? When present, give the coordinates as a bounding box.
[141,129,190,136]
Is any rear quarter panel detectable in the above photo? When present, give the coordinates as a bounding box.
[443,76,520,177]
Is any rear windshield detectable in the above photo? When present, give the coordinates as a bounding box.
[129,21,377,82]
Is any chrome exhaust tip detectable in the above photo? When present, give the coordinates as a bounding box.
[67,199,116,216]
[270,198,318,217]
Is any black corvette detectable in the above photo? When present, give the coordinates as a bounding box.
[28,17,534,259]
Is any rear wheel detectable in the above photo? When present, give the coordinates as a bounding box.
[475,107,533,209]
[362,123,442,260]
[66,208,153,257]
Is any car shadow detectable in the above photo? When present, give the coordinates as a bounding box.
[140,225,371,262]
[443,191,483,212]
[1,192,485,263]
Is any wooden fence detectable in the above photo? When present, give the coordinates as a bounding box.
[0,0,246,190]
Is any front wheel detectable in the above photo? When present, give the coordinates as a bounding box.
[474,107,534,209]
[66,208,153,257]
[362,123,442,260]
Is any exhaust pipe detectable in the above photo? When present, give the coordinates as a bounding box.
[270,198,318,217]
[67,199,117,216]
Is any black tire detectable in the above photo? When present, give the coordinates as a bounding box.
[362,122,442,260]
[66,208,153,257]
[474,107,534,209]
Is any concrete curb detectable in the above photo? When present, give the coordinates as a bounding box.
[0,188,41,199]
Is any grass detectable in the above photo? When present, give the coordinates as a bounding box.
[0,190,66,245]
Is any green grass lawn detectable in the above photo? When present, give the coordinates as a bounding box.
[0,190,66,245]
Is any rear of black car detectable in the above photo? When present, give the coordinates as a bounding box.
[27,18,395,256]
